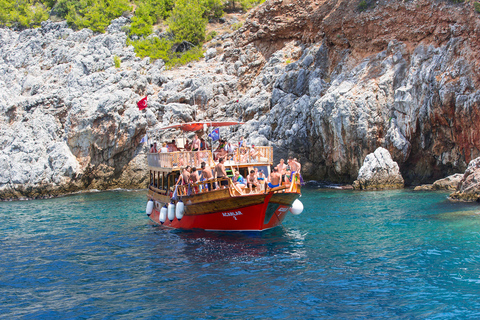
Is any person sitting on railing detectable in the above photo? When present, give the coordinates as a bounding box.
[176,166,191,186]
[267,167,281,189]
[239,147,248,163]
[214,139,227,160]
[214,157,228,189]
[200,161,213,191]
[150,142,158,153]
[277,159,287,184]
[247,170,259,193]
[288,157,304,185]
[249,145,259,162]
[233,169,246,190]
[257,170,266,191]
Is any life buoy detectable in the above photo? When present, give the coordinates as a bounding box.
[146,200,154,216]
[175,200,185,220]
[290,199,303,215]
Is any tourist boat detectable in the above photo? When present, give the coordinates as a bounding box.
[145,121,303,231]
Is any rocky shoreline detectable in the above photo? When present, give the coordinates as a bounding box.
[1,0,480,201]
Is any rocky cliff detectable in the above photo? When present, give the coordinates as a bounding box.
[1,0,480,199]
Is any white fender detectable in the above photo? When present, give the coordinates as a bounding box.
[168,202,175,221]
[159,206,167,224]
[146,200,154,216]
[175,200,185,220]
[290,199,303,215]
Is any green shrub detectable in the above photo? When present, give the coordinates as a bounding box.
[113,55,121,68]
[205,30,217,41]
[231,21,242,30]
[63,0,131,33]
[168,0,207,45]
[475,2,480,12]
[128,37,204,68]
[0,0,50,28]
[358,0,368,11]
[201,0,224,19]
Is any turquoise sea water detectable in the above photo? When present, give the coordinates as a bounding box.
[1,188,480,319]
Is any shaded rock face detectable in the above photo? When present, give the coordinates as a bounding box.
[352,147,404,190]
[449,158,480,202]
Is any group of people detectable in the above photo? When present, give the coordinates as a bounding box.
[174,155,303,195]
[149,140,179,153]
[231,157,302,194]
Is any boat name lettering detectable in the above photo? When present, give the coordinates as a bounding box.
[222,211,243,220]
[278,207,289,212]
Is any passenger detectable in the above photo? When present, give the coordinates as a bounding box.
[160,142,169,153]
[284,169,291,187]
[239,148,248,163]
[200,161,214,191]
[150,142,158,153]
[190,166,199,193]
[233,169,246,190]
[184,139,191,151]
[247,170,259,193]
[214,157,228,189]
[168,140,178,152]
[257,169,266,191]
[200,138,208,150]
[191,134,201,151]
[268,167,282,189]
[277,159,287,183]
[214,139,227,160]
[238,136,245,147]
[249,145,258,162]
[176,166,191,186]
[289,157,304,185]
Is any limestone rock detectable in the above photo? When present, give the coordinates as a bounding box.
[414,173,464,191]
[449,158,480,202]
[353,147,404,190]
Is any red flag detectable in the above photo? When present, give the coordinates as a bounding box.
[137,96,147,110]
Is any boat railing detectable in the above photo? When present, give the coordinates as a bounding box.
[229,146,273,165]
[148,150,215,169]
[148,146,273,170]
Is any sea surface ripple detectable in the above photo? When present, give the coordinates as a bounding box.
[1,189,480,319]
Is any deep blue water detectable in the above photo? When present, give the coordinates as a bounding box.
[1,188,480,319]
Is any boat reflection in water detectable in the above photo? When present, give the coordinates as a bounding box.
[150,226,308,264]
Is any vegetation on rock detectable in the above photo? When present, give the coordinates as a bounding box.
[0,0,265,66]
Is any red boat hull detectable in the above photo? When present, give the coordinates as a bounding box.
[148,194,295,231]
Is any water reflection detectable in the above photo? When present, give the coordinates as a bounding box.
[149,226,307,264]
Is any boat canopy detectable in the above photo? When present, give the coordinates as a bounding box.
[159,121,244,132]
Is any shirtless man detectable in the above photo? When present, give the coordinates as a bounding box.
[176,166,191,187]
[277,159,287,183]
[189,167,199,193]
[200,161,213,191]
[247,170,259,193]
[191,134,201,151]
[214,157,228,188]
[268,167,282,189]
